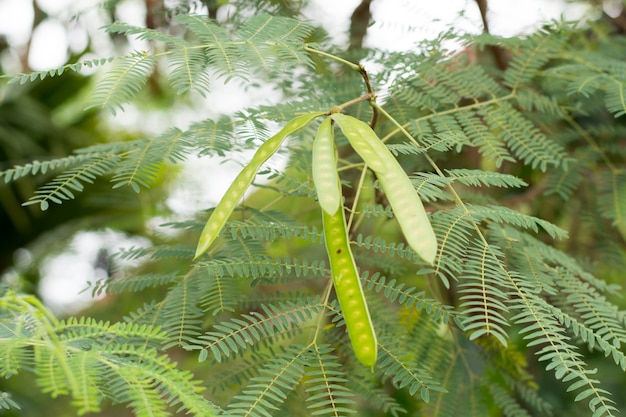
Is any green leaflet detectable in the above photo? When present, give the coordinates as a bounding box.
[331,113,438,265]
[194,112,325,259]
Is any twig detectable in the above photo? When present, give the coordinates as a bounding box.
[358,64,379,128]
[303,45,361,71]
[303,45,378,126]
[330,94,371,114]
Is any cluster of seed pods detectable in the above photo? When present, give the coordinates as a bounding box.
[194,111,437,367]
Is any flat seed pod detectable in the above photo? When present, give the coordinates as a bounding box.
[332,113,438,265]
[194,111,325,259]
[323,206,378,368]
[312,117,341,215]
[377,170,437,264]
[331,113,388,174]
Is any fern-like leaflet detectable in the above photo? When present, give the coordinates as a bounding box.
[303,344,357,416]
[0,289,218,416]
[21,153,120,210]
[85,52,157,115]
[226,344,309,417]
[377,336,447,402]
[198,298,325,362]
[457,241,511,346]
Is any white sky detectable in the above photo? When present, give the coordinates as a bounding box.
[0,0,594,312]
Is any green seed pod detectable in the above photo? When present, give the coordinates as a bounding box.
[312,117,341,215]
[323,206,378,368]
[331,113,437,265]
[331,113,388,174]
[194,111,325,259]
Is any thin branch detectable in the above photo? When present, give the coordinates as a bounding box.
[330,94,371,114]
[358,64,379,129]
[304,45,361,71]
[304,45,378,126]
[346,164,370,238]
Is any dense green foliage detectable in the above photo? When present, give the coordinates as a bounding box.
[2,1,626,416]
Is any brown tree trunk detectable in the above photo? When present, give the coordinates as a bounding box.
[349,0,373,50]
